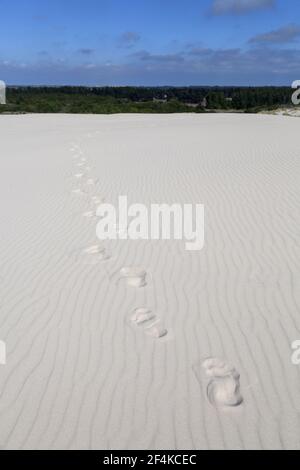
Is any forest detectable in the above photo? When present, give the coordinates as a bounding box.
[0,85,293,114]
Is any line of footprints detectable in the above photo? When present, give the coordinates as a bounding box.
[70,140,243,409]
[69,141,168,341]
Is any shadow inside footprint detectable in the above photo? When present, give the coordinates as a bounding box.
[207,375,243,408]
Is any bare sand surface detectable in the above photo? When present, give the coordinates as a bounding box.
[0,113,299,449]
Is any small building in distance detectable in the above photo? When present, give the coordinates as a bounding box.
[184,103,199,108]
[183,97,208,109]
[153,94,168,104]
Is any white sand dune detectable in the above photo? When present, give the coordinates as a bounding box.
[264,108,300,118]
[0,113,300,450]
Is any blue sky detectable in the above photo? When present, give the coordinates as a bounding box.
[0,0,300,85]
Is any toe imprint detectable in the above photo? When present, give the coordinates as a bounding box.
[202,357,236,378]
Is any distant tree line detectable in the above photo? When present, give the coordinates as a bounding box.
[0,85,293,114]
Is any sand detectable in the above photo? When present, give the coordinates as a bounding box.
[263,108,300,117]
[0,113,299,450]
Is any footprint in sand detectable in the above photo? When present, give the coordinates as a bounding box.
[130,308,168,339]
[120,267,147,287]
[83,210,97,218]
[206,375,243,408]
[145,321,168,339]
[193,357,243,409]
[83,245,105,255]
[131,307,155,325]
[82,244,110,263]
[91,196,104,205]
[72,189,86,195]
[87,178,97,186]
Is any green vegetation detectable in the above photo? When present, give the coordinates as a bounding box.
[0,85,293,114]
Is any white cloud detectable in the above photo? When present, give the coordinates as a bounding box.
[212,0,275,15]
[249,24,300,44]
[1,44,299,86]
